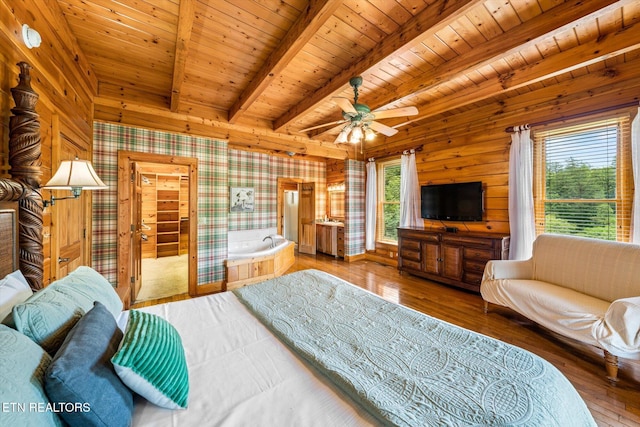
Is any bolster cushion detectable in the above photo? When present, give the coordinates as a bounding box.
[481,259,532,282]
[592,296,640,360]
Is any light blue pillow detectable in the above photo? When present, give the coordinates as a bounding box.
[111,310,189,409]
[45,301,133,427]
[0,324,63,427]
[8,266,122,355]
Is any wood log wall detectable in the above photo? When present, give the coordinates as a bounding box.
[1,0,95,285]
[3,0,640,278]
[366,55,640,238]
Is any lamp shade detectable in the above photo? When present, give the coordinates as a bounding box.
[43,159,107,190]
[350,126,363,143]
[337,129,349,143]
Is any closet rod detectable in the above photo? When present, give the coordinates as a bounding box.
[504,101,639,133]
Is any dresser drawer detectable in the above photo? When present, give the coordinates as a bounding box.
[464,259,488,273]
[400,247,421,262]
[400,258,422,271]
[463,247,493,262]
[442,234,493,250]
[463,271,483,286]
[400,239,421,252]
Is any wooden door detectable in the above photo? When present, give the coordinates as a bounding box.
[298,182,316,254]
[130,162,143,300]
[51,127,89,280]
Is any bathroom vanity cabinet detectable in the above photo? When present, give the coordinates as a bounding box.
[316,223,344,258]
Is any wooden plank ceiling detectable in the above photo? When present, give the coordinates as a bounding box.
[56,0,640,159]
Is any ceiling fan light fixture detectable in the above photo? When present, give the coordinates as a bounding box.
[337,128,349,143]
[350,126,363,143]
[326,77,418,145]
[364,127,375,141]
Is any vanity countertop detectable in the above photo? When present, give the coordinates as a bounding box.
[316,221,344,227]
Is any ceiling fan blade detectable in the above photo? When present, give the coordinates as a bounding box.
[300,120,347,133]
[368,121,398,137]
[333,97,357,114]
[371,106,418,120]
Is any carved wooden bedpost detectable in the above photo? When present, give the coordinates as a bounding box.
[7,62,44,290]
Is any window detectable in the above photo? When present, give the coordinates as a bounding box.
[377,159,401,243]
[533,115,633,242]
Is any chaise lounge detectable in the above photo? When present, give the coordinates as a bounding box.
[481,233,640,382]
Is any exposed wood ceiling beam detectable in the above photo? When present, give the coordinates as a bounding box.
[381,0,633,118]
[385,55,640,151]
[93,96,354,159]
[170,0,195,112]
[393,22,640,128]
[227,0,343,124]
[272,0,483,132]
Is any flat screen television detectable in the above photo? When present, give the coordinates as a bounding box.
[420,181,484,221]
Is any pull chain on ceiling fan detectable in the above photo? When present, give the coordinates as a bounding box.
[300,76,418,144]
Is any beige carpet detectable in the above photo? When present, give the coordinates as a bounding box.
[137,254,189,302]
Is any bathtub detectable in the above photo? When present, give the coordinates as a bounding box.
[225,228,295,290]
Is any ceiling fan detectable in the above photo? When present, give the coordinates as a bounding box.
[300,76,418,144]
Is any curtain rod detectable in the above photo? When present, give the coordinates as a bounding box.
[504,101,639,133]
[368,145,423,162]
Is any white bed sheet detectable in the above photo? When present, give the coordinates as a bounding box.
[116,292,378,426]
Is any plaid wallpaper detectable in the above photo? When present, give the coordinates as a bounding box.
[345,159,365,256]
[228,149,326,231]
[92,122,228,285]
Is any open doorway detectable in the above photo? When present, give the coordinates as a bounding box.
[117,151,198,305]
[137,164,189,302]
[283,189,298,242]
[277,178,301,244]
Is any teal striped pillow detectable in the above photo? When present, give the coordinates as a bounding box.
[111,310,189,409]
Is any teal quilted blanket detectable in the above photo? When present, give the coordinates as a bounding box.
[233,269,596,426]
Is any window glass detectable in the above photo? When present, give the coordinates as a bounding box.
[533,116,632,241]
[378,161,400,242]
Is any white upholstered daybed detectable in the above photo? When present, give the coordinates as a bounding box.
[1,263,597,427]
[481,233,640,382]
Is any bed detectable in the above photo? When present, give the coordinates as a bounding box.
[1,63,596,426]
[1,262,597,426]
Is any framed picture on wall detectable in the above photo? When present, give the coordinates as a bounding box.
[230,187,254,212]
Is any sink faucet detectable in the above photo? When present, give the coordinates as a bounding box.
[263,235,274,248]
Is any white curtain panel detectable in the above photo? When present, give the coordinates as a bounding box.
[400,151,423,228]
[508,126,536,260]
[365,160,377,250]
[632,108,640,243]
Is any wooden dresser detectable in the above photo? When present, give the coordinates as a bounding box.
[397,227,509,293]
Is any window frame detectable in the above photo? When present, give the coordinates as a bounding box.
[376,158,401,244]
[532,112,634,242]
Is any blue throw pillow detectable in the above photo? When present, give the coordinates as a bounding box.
[44,301,133,427]
[111,309,189,409]
[0,324,63,427]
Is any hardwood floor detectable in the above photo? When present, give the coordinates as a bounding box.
[133,252,640,426]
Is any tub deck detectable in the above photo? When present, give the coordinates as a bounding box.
[225,241,295,290]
